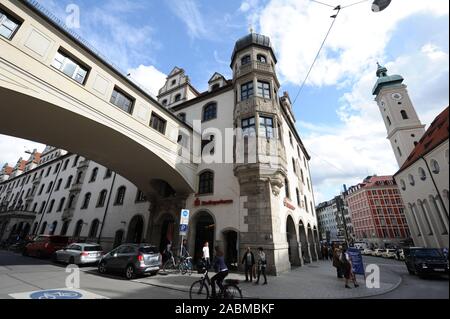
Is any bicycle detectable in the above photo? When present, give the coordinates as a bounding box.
[162,253,178,273]
[178,256,193,275]
[189,267,242,299]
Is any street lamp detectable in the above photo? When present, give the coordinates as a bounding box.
[372,0,391,12]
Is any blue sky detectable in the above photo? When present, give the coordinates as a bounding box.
[1,0,448,203]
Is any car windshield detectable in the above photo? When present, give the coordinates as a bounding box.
[139,246,158,254]
[84,246,102,251]
[413,249,443,258]
[50,236,69,244]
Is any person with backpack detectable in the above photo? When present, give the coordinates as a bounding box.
[255,247,267,285]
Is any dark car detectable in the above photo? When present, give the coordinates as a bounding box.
[23,235,70,258]
[98,244,161,280]
[404,247,449,276]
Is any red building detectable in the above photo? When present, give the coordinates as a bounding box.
[346,175,411,248]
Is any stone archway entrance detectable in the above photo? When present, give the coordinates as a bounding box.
[158,215,176,253]
[222,230,238,270]
[286,216,301,266]
[127,215,144,244]
[308,225,318,261]
[113,230,124,248]
[299,221,310,264]
[190,211,215,264]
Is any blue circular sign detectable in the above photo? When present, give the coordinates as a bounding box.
[30,290,83,299]
[182,210,189,217]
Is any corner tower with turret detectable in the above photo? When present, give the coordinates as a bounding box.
[373,63,426,167]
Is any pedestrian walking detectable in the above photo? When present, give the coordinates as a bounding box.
[255,247,267,285]
[328,245,333,260]
[202,241,210,269]
[341,248,359,289]
[332,246,344,278]
[241,247,255,282]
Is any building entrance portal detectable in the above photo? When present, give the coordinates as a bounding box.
[287,216,301,266]
[127,215,144,244]
[223,230,238,270]
[159,217,175,253]
[192,212,215,264]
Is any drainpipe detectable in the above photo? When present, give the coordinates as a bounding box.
[97,172,117,244]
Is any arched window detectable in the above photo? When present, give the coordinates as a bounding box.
[68,194,76,209]
[65,175,73,189]
[39,201,46,214]
[401,110,408,120]
[304,196,309,212]
[198,171,214,195]
[50,221,57,235]
[296,188,300,206]
[76,171,83,184]
[408,174,415,186]
[56,178,62,191]
[46,182,53,193]
[73,156,80,167]
[89,219,100,238]
[73,220,84,237]
[177,113,186,122]
[60,221,69,236]
[257,54,267,63]
[57,197,66,212]
[40,222,47,235]
[115,186,126,205]
[202,102,217,122]
[418,167,426,181]
[430,159,440,174]
[97,190,108,208]
[386,116,392,126]
[162,99,168,106]
[211,83,220,91]
[284,178,290,199]
[90,168,98,183]
[400,179,406,191]
[81,193,91,210]
[241,55,251,65]
[47,199,55,213]
[174,94,181,102]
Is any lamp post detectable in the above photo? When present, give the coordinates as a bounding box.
[372,0,391,12]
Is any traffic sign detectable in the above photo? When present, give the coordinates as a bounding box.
[179,224,188,236]
[180,209,190,226]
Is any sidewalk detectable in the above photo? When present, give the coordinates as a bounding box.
[134,260,402,299]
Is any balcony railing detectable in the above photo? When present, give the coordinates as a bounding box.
[236,61,274,78]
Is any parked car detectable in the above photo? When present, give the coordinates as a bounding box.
[23,235,70,258]
[98,243,161,280]
[382,249,397,259]
[361,249,373,255]
[404,248,449,276]
[373,249,386,257]
[54,243,103,265]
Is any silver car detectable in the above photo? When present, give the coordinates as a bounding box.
[54,243,103,265]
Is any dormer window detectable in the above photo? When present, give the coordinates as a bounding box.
[241,55,251,66]
[174,94,182,102]
[171,79,176,86]
[257,54,267,63]
[162,99,168,106]
[211,83,220,91]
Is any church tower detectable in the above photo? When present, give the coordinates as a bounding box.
[373,63,426,167]
[231,33,288,274]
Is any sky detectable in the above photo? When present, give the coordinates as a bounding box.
[0,0,448,203]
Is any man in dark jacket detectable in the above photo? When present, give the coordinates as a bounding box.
[242,247,255,282]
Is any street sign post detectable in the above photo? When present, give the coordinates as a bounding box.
[179,209,190,256]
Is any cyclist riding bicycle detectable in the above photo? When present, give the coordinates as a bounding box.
[210,246,228,298]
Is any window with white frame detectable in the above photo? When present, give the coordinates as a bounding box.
[257,81,271,99]
[0,10,20,40]
[51,51,89,84]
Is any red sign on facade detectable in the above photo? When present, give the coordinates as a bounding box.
[194,198,233,207]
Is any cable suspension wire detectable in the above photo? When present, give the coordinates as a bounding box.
[310,0,336,8]
[341,0,370,9]
[292,7,341,106]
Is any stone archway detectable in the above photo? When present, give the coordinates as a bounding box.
[308,224,318,261]
[190,211,215,264]
[299,221,310,264]
[313,227,320,259]
[155,214,176,254]
[127,215,144,244]
[113,229,124,248]
[222,229,238,270]
[286,215,301,266]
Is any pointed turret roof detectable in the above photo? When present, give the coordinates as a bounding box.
[372,63,404,95]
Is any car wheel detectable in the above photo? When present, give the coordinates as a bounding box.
[98,261,107,274]
[125,265,136,280]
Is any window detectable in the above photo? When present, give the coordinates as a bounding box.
[135,190,147,203]
[55,179,62,191]
[296,188,300,206]
[110,88,134,114]
[97,190,108,207]
[60,221,69,236]
[115,186,126,206]
[430,159,440,174]
[241,117,256,137]
[259,116,274,139]
[174,94,182,102]
[284,179,290,199]
[292,158,297,174]
[211,83,220,91]
[150,113,166,134]
[408,174,415,186]
[65,175,73,189]
[162,99,168,106]
[63,159,69,171]
[90,168,98,183]
[38,184,45,195]
[45,167,51,177]
[198,171,214,195]
[54,163,60,174]
[241,55,251,65]
[0,10,20,40]
[81,193,91,210]
[68,194,76,209]
[289,132,293,146]
[400,110,409,120]
[400,179,406,191]
[202,103,217,121]
[73,220,84,237]
[397,147,402,157]
[386,116,392,126]
[51,51,89,84]
[257,54,267,63]
[73,156,80,167]
[104,169,113,179]
[50,221,58,235]
[241,81,254,101]
[177,113,186,122]
[201,135,215,155]
[57,198,66,212]
[46,182,53,194]
[76,171,83,184]
[171,79,176,86]
[257,81,271,99]
[418,167,426,181]
[304,196,309,212]
[89,219,100,238]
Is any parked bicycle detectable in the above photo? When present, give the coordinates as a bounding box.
[162,253,178,273]
[189,267,242,299]
[179,256,193,275]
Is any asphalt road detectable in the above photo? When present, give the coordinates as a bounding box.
[0,250,448,299]
[362,255,449,299]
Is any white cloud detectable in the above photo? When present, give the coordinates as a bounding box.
[127,65,167,97]
[0,136,45,167]
[246,0,449,201]
[168,0,209,39]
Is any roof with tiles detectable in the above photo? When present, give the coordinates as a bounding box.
[397,106,449,174]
